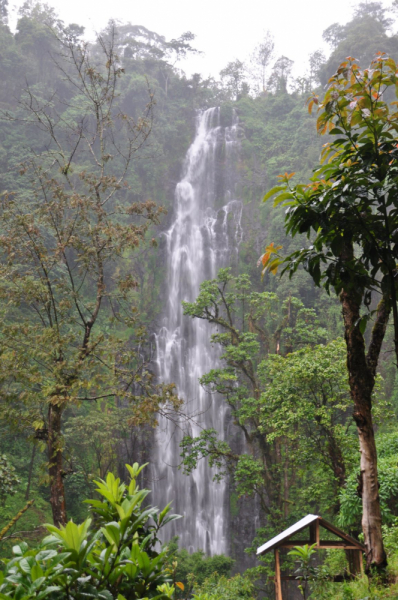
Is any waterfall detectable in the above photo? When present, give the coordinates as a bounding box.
[153,107,242,555]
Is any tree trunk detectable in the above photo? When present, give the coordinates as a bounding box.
[47,402,66,527]
[340,282,387,571]
[25,443,36,500]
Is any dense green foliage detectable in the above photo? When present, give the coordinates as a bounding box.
[0,0,336,540]
[1,0,398,597]
[260,48,398,570]
[0,463,180,599]
[181,269,357,519]
[164,541,235,598]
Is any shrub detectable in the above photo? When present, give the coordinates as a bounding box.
[0,463,180,599]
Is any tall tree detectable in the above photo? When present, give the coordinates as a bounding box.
[268,55,294,94]
[220,59,248,100]
[0,27,178,526]
[248,31,274,94]
[307,49,325,89]
[322,23,345,49]
[158,30,200,96]
[319,2,398,84]
[261,54,398,570]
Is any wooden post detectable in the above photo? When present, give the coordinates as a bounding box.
[346,549,363,576]
[309,523,316,544]
[274,547,283,600]
[316,519,320,548]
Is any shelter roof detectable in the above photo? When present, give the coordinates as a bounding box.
[256,514,364,555]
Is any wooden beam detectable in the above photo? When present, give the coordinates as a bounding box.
[319,518,364,549]
[277,542,312,548]
[280,575,356,582]
[277,541,359,549]
[319,541,361,549]
[275,548,283,600]
[319,545,360,550]
[316,519,320,547]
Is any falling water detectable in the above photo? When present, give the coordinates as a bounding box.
[153,107,242,555]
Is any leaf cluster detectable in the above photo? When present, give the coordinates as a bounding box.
[263,55,398,306]
[181,269,357,525]
[0,463,180,599]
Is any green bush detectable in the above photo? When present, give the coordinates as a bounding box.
[0,463,180,599]
[339,432,398,533]
[192,573,255,600]
[165,540,235,595]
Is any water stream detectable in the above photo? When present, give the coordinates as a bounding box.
[153,107,242,555]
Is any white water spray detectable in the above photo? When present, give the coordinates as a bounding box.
[153,107,242,555]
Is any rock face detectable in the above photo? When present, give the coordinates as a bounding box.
[152,107,243,555]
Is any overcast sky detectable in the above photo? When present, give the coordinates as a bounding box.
[8,0,395,79]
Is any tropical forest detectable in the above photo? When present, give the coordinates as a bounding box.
[1,0,398,598]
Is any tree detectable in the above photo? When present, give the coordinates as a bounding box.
[64,403,153,483]
[0,27,179,527]
[268,56,294,94]
[220,60,248,101]
[339,431,398,533]
[353,1,393,29]
[158,30,200,97]
[322,23,345,49]
[292,51,325,97]
[319,4,398,84]
[180,269,356,525]
[260,340,358,496]
[15,1,64,82]
[261,54,398,570]
[0,454,20,505]
[307,50,325,90]
[0,0,8,25]
[248,31,274,94]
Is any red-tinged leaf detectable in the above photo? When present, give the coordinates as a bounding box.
[258,243,283,272]
[176,582,185,591]
[269,258,281,275]
[264,242,280,255]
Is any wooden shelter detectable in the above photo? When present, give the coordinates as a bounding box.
[256,514,364,600]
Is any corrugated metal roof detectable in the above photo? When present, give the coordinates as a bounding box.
[256,514,319,555]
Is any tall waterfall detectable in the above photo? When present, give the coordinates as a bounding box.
[153,107,242,555]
